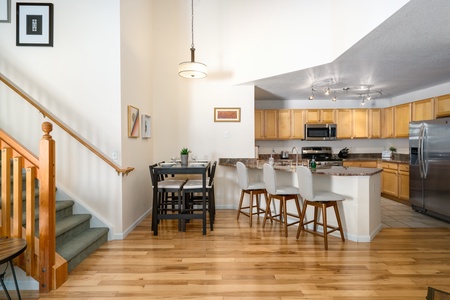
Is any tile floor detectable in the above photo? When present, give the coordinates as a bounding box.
[381,197,450,228]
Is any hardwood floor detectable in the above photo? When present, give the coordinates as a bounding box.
[24,210,450,299]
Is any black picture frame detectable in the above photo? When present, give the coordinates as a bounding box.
[16,2,53,47]
[0,0,11,23]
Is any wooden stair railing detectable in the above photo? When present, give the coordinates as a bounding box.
[1,122,65,292]
[0,72,134,176]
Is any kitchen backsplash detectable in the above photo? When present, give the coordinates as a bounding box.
[256,138,409,156]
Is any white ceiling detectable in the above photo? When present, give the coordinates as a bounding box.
[249,0,450,101]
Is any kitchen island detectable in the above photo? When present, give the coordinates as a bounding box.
[219,159,383,242]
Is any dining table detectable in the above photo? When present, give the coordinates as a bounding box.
[152,161,211,236]
[0,236,27,300]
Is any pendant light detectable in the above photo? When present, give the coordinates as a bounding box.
[178,0,207,79]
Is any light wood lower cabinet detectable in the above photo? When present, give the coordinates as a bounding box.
[381,162,409,201]
[398,164,410,200]
[343,160,378,168]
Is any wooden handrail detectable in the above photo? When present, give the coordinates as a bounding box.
[0,73,134,176]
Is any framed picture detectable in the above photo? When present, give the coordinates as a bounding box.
[142,114,151,138]
[16,3,54,46]
[127,105,140,138]
[0,0,11,23]
[214,107,241,122]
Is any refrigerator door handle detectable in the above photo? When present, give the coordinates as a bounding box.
[418,124,424,179]
[423,125,428,179]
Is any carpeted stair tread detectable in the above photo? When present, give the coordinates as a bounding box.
[56,227,109,263]
[55,214,91,237]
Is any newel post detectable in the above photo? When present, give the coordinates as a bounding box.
[39,122,56,293]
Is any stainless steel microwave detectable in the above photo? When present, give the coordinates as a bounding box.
[305,123,337,140]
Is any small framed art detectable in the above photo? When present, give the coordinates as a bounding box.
[127,105,140,138]
[0,0,11,23]
[142,114,151,138]
[214,107,241,122]
[16,2,54,46]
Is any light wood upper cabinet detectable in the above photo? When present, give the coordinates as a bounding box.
[264,110,278,139]
[382,107,394,138]
[352,109,369,138]
[336,109,352,139]
[394,103,411,137]
[435,94,450,118]
[305,109,335,124]
[255,110,264,140]
[412,98,434,121]
[369,109,381,138]
[292,109,305,139]
[278,109,292,139]
[255,109,305,140]
[255,109,278,140]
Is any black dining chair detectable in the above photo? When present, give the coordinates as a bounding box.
[149,163,186,231]
[181,161,217,233]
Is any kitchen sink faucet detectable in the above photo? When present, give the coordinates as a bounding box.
[292,147,299,166]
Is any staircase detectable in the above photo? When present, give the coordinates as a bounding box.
[1,156,109,274]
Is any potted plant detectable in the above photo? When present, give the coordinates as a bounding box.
[180,147,190,165]
[389,146,397,159]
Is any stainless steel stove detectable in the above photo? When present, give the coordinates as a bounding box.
[301,146,343,166]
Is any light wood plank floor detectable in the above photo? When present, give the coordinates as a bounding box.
[23,210,450,300]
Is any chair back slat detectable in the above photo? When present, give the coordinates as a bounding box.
[263,163,277,194]
[296,166,314,200]
[208,161,217,186]
[236,162,249,190]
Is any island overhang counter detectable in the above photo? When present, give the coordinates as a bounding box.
[219,159,383,242]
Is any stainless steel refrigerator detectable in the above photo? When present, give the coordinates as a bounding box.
[409,117,450,222]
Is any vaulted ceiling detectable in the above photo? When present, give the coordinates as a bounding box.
[250,0,450,101]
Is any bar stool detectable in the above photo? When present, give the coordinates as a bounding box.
[262,163,302,237]
[296,166,345,250]
[236,162,268,226]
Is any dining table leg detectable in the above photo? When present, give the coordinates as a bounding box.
[152,174,159,236]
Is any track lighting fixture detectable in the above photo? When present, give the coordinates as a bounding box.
[332,91,337,102]
[308,79,383,102]
[308,89,314,100]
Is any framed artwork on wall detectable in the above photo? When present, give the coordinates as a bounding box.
[0,0,11,23]
[214,107,241,122]
[128,105,140,138]
[142,114,151,138]
[16,2,54,46]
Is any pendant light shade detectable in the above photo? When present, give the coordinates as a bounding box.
[178,0,207,79]
[178,48,207,79]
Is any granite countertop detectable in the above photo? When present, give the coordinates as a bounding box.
[253,153,408,163]
[312,166,382,176]
[218,158,382,176]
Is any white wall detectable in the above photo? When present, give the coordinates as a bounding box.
[120,0,154,237]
